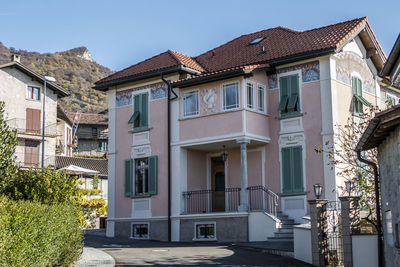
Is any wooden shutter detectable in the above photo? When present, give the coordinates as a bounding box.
[133,94,140,128]
[279,77,289,112]
[26,108,41,133]
[148,156,157,195]
[292,146,303,192]
[26,109,33,132]
[281,148,292,193]
[140,92,148,128]
[124,159,133,197]
[288,75,299,112]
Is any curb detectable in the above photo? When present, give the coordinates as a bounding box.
[231,244,295,258]
[74,246,115,267]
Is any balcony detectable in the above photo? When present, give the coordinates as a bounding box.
[7,118,57,137]
[182,186,278,217]
[14,152,56,168]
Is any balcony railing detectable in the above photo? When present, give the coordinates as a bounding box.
[182,188,241,214]
[182,186,279,217]
[14,152,56,168]
[6,118,57,136]
[248,185,279,217]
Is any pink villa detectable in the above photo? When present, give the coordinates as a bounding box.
[94,17,398,242]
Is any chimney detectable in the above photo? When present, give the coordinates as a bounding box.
[11,54,21,63]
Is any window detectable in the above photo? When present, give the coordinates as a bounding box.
[128,92,149,131]
[98,141,108,152]
[124,156,157,197]
[386,94,397,108]
[249,37,264,45]
[183,91,199,117]
[195,223,216,240]
[352,77,371,114]
[258,85,266,112]
[223,82,239,110]
[91,127,98,137]
[281,146,303,193]
[132,223,149,239]
[278,75,300,116]
[26,86,40,100]
[246,82,254,109]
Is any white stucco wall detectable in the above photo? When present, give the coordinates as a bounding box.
[248,211,278,241]
[293,225,312,264]
[352,234,378,267]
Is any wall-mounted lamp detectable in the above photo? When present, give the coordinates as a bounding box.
[345,180,353,197]
[221,145,228,162]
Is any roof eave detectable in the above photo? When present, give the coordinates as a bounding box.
[355,117,381,151]
[266,48,336,67]
[93,65,202,91]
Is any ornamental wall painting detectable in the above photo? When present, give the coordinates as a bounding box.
[267,61,320,89]
[116,82,168,107]
[335,52,376,95]
[201,88,218,114]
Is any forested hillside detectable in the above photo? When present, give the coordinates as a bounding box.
[0,42,113,113]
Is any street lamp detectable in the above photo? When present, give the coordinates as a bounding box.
[313,184,323,199]
[41,75,56,168]
[345,180,353,197]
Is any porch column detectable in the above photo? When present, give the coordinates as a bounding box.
[237,138,250,212]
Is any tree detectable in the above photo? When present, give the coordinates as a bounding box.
[315,106,378,225]
[0,101,18,190]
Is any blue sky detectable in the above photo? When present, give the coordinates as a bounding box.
[0,0,399,71]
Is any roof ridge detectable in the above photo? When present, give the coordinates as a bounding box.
[275,26,299,34]
[167,49,181,65]
[301,16,367,33]
[168,49,205,72]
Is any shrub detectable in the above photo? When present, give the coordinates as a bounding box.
[0,197,83,267]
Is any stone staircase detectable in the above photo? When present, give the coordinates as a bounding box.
[267,211,297,242]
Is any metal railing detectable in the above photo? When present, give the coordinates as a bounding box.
[247,185,279,217]
[182,188,241,214]
[6,118,57,136]
[14,152,56,168]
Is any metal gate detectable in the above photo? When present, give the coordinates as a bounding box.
[323,201,344,266]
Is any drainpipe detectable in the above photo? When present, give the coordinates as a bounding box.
[357,150,383,267]
[161,74,177,242]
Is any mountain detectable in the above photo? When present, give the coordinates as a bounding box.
[0,42,113,113]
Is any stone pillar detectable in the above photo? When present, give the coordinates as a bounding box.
[309,199,328,267]
[237,138,250,212]
[339,196,361,267]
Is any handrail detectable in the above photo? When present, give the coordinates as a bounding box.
[247,185,279,217]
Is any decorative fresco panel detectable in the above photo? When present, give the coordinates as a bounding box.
[116,82,168,107]
[335,52,376,95]
[267,61,320,89]
[201,88,217,114]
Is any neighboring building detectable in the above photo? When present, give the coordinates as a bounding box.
[356,105,400,267]
[380,33,400,106]
[55,155,108,201]
[94,17,395,242]
[0,55,69,167]
[70,112,108,156]
[56,105,73,157]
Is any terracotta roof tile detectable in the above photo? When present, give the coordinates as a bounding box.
[56,156,108,176]
[68,112,108,125]
[96,17,370,86]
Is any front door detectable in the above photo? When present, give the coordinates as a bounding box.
[211,157,225,212]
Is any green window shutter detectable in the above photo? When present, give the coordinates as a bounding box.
[279,77,289,112]
[281,148,292,193]
[290,75,300,112]
[148,156,157,195]
[133,94,141,128]
[98,141,101,152]
[140,92,148,128]
[124,159,133,197]
[292,146,303,192]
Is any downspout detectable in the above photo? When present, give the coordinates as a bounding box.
[161,74,177,242]
[357,150,384,267]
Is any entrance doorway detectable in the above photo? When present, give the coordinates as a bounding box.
[211,157,225,212]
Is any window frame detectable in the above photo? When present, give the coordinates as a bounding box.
[131,222,150,239]
[222,82,240,111]
[246,81,255,110]
[386,93,397,108]
[26,86,40,101]
[134,158,149,196]
[278,73,301,117]
[193,222,217,241]
[257,84,266,113]
[98,141,108,152]
[182,89,200,118]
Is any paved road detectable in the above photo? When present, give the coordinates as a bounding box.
[85,232,310,266]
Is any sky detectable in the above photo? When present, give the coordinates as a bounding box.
[0,0,399,71]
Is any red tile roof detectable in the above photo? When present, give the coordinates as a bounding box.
[96,17,380,87]
[96,50,204,84]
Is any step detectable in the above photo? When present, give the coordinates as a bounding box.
[267,237,294,242]
[277,227,293,233]
[274,232,294,238]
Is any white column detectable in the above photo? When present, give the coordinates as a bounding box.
[237,138,250,212]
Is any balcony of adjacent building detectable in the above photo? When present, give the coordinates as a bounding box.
[7,118,57,139]
[14,151,56,168]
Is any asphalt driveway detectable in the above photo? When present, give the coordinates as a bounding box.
[85,231,310,266]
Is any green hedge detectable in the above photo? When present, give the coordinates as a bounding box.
[0,197,83,267]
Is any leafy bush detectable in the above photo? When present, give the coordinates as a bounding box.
[0,197,83,267]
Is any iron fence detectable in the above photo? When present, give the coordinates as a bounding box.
[247,185,279,217]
